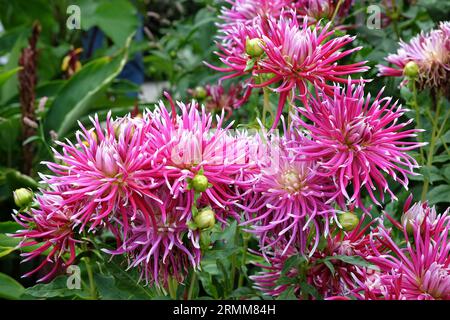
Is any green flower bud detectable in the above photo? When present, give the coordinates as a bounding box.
[338,212,359,231]
[13,188,33,208]
[194,86,207,99]
[403,61,419,78]
[192,173,208,192]
[245,37,265,58]
[194,208,215,230]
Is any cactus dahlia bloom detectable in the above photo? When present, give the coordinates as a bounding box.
[240,132,336,255]
[293,81,424,209]
[295,0,354,23]
[11,193,80,282]
[189,83,245,120]
[209,11,368,129]
[251,216,381,299]
[377,21,450,92]
[40,113,162,232]
[104,187,201,286]
[143,99,258,223]
[354,206,450,300]
[218,0,291,36]
[203,83,244,120]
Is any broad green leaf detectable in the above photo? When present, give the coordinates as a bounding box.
[427,185,450,204]
[100,257,156,299]
[94,274,135,300]
[300,281,322,300]
[444,166,450,182]
[92,1,138,46]
[276,286,297,300]
[44,35,132,137]
[323,260,335,276]
[78,0,138,46]
[0,67,22,87]
[320,255,375,269]
[24,275,90,299]
[0,247,15,258]
[0,272,25,299]
[281,255,306,276]
[0,221,21,233]
[0,31,27,104]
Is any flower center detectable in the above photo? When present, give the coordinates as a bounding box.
[95,143,119,177]
[342,118,373,150]
[419,262,449,299]
[281,170,303,193]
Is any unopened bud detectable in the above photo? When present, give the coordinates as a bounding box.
[194,86,207,99]
[82,130,97,147]
[194,208,216,230]
[403,61,419,78]
[13,188,33,208]
[338,212,359,231]
[401,202,426,235]
[245,37,265,58]
[192,173,209,192]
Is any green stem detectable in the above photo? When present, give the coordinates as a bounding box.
[238,235,249,288]
[262,87,271,127]
[411,82,424,164]
[83,256,97,300]
[330,0,344,23]
[187,271,197,300]
[421,92,442,201]
[390,0,401,40]
[229,227,240,291]
[168,276,177,299]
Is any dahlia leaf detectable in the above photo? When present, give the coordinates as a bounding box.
[0,272,24,300]
[427,184,450,204]
[320,255,375,269]
[323,260,336,276]
[244,58,255,72]
[0,66,22,87]
[45,35,132,137]
[100,258,156,299]
[276,287,297,300]
[24,275,90,299]
[300,281,322,300]
[280,255,307,277]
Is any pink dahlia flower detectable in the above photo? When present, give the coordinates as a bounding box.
[354,204,450,300]
[250,215,381,299]
[104,187,201,287]
[295,0,354,23]
[240,131,337,255]
[293,81,424,208]
[189,83,245,120]
[377,21,450,92]
[143,98,259,223]
[218,0,292,36]
[11,192,81,282]
[40,113,162,233]
[208,11,368,129]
